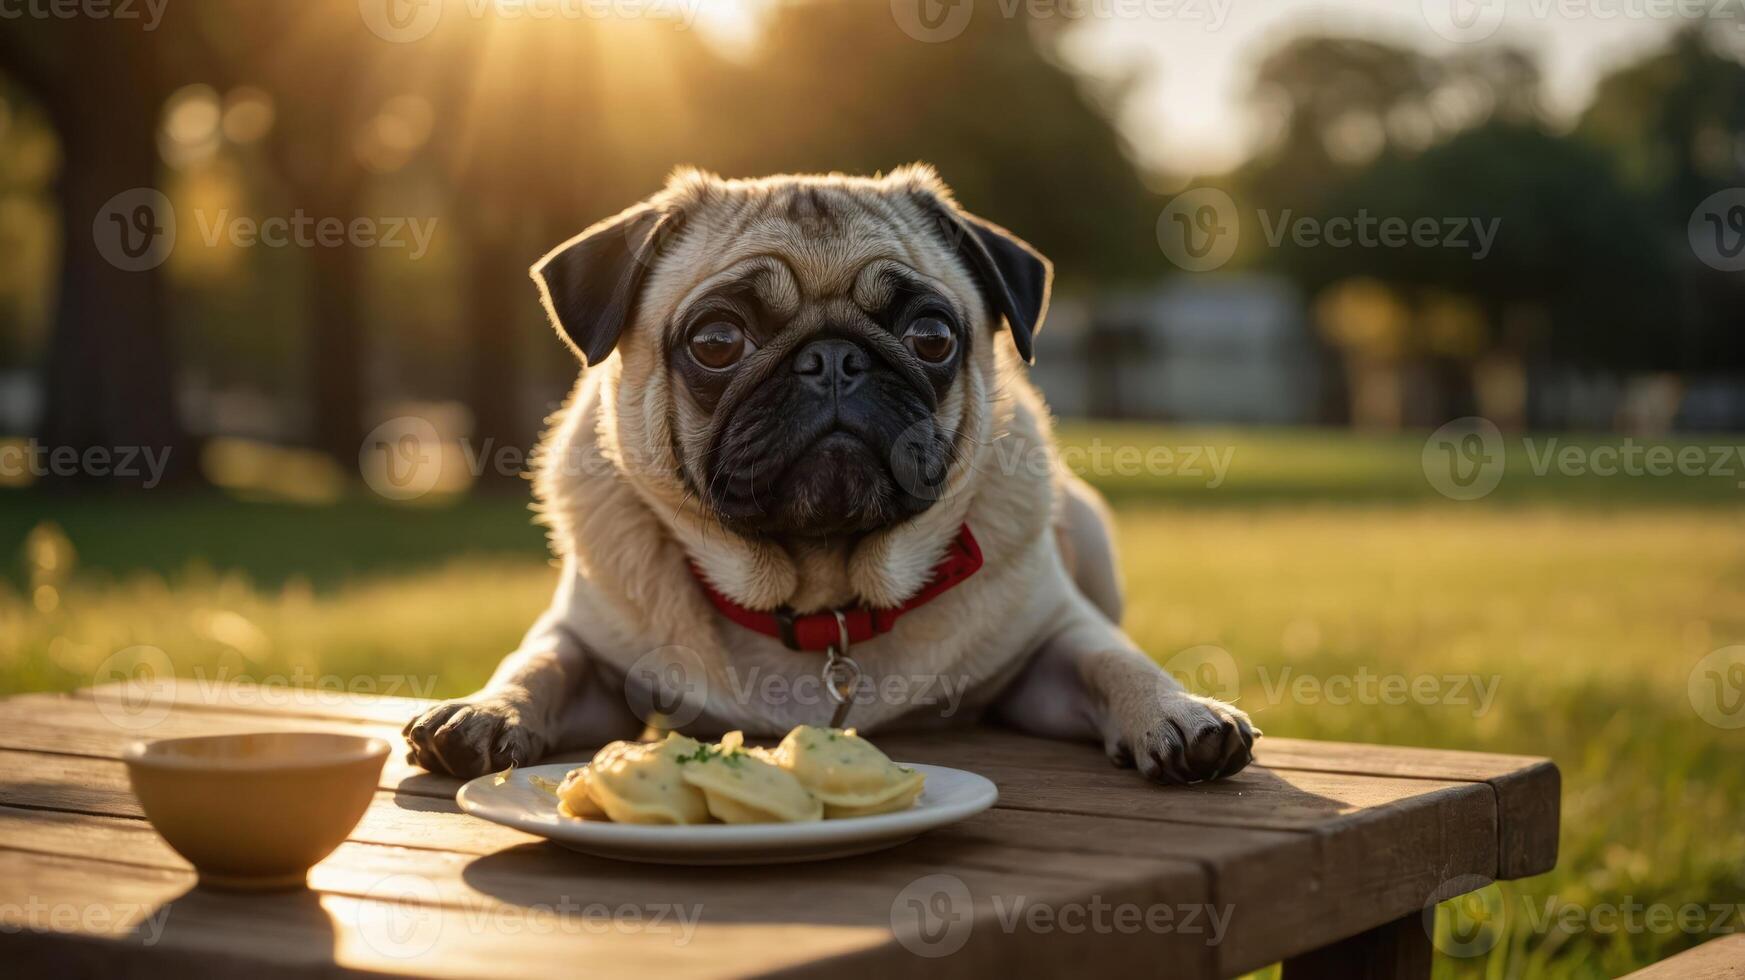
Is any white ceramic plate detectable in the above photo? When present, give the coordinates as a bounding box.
[456,762,997,865]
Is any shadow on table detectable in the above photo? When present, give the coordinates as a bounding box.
[125,884,336,964]
[460,841,923,927]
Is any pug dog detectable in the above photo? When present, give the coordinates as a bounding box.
[404,166,1256,785]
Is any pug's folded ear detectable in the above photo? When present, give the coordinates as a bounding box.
[931,207,1051,364]
[531,203,684,367]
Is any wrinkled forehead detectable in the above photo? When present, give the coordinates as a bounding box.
[637,183,976,330]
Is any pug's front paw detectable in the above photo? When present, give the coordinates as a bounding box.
[1103,691,1258,785]
[403,696,547,777]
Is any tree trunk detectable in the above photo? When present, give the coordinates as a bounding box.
[465,234,531,489]
[304,187,367,465]
[39,75,193,488]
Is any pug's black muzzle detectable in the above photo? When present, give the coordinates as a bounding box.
[705,335,949,538]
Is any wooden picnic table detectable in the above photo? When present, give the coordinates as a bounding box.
[0,680,1558,978]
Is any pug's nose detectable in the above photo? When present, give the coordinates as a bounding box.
[792,339,869,397]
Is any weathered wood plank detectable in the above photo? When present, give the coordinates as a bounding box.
[0,693,453,798]
[0,728,1488,838]
[1486,760,1561,879]
[0,746,1496,975]
[0,802,1201,896]
[0,829,1217,979]
[1252,736,1560,880]
[0,748,538,854]
[70,682,1560,876]
[19,683,1561,976]
[7,693,1525,837]
[0,847,893,979]
[1624,934,1745,979]
[882,726,1548,783]
[7,698,1562,882]
[80,679,1559,785]
[0,750,1244,890]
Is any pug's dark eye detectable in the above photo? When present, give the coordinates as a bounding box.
[903,316,956,363]
[688,321,749,370]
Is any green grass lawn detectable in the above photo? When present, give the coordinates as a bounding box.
[4,425,1743,977]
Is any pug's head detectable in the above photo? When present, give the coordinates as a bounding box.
[531,166,1049,542]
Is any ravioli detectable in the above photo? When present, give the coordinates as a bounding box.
[555,765,607,820]
[554,727,923,825]
[772,725,925,818]
[583,733,711,825]
[679,734,823,824]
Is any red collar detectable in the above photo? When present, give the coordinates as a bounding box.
[691,525,984,652]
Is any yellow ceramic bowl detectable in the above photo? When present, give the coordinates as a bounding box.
[124,732,388,891]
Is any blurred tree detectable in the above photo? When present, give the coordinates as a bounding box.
[0,79,59,377]
[1231,35,1452,426]
[1242,33,1674,426]
[419,16,711,478]
[440,45,557,481]
[206,2,440,464]
[1238,35,1546,229]
[1580,24,1745,371]
[681,0,1160,285]
[3,0,1171,481]
[414,0,1161,453]
[1240,36,1443,217]
[236,9,374,465]
[1314,121,1671,422]
[0,16,206,483]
